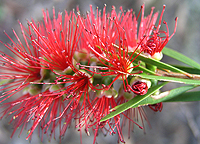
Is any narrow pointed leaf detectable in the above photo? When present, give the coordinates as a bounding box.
[137,85,197,105]
[132,53,190,75]
[172,65,200,75]
[165,90,200,102]
[100,82,168,122]
[135,74,200,85]
[163,47,200,70]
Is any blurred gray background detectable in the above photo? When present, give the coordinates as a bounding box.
[0,0,200,144]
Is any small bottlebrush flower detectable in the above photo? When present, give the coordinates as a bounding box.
[140,5,178,58]
[52,68,95,141]
[0,8,87,142]
[121,4,178,59]
[78,5,120,54]
[0,22,42,103]
[120,5,158,52]
[0,92,67,141]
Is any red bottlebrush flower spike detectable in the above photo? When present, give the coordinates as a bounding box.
[0,4,177,144]
[0,8,86,142]
[122,4,159,51]
[0,23,42,103]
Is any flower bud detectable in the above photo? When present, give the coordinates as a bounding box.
[49,85,61,92]
[130,77,151,95]
[96,87,118,98]
[40,69,50,80]
[119,85,134,100]
[102,76,112,85]
[152,52,163,61]
[28,84,42,95]
[74,48,88,61]
[131,81,148,95]
[123,91,134,100]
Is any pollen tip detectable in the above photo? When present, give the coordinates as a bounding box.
[163,5,166,8]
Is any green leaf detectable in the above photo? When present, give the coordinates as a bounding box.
[137,85,197,105]
[165,90,200,102]
[172,65,200,75]
[135,74,200,85]
[100,82,168,122]
[133,63,156,75]
[163,47,200,70]
[132,53,190,75]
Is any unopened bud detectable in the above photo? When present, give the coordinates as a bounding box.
[102,76,112,85]
[49,85,61,92]
[152,52,163,61]
[28,84,42,95]
[40,69,51,80]
[123,91,134,100]
[96,87,118,98]
[130,77,151,95]
[130,77,151,88]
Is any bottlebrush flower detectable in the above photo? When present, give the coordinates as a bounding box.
[0,8,88,142]
[76,94,123,143]
[0,22,50,140]
[0,4,175,144]
[0,22,42,103]
[46,68,94,142]
[121,4,178,59]
[140,5,178,59]
[0,92,67,141]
